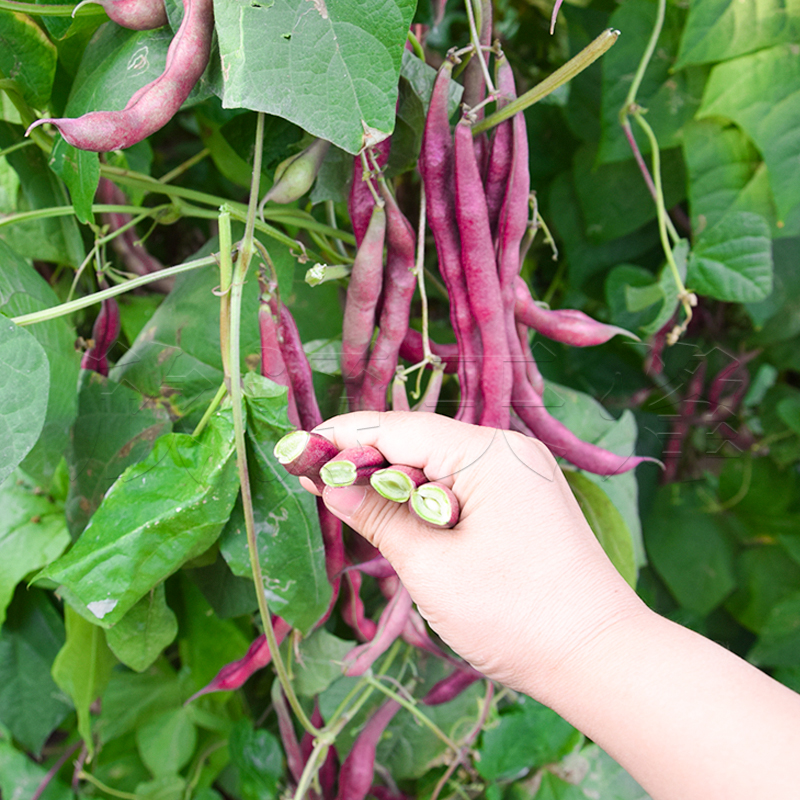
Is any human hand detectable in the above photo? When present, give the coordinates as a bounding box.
[302,411,647,696]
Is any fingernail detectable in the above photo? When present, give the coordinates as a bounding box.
[324,485,367,518]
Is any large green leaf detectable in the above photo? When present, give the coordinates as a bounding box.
[0,123,85,267]
[52,605,117,756]
[37,411,238,628]
[111,259,262,426]
[214,0,416,154]
[675,0,800,68]
[0,319,49,486]
[292,628,355,697]
[0,730,72,800]
[748,591,800,667]
[0,10,57,107]
[0,589,72,755]
[0,472,70,628]
[65,372,172,537]
[573,145,686,243]
[682,119,793,239]
[644,486,737,615]
[598,0,707,163]
[219,374,331,634]
[227,720,284,800]
[0,247,81,485]
[48,138,99,225]
[698,44,800,222]
[578,744,651,800]
[687,211,773,302]
[566,472,637,588]
[476,695,582,781]
[136,707,197,777]
[105,583,179,672]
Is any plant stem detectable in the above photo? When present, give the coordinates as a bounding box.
[0,138,34,158]
[0,203,167,231]
[158,148,211,185]
[219,206,234,380]
[464,0,495,97]
[473,29,619,135]
[31,742,81,800]
[76,772,139,800]
[228,115,318,738]
[415,184,433,363]
[192,383,228,438]
[365,676,459,751]
[11,256,216,326]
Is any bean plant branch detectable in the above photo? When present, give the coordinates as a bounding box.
[226,115,318,738]
[0,0,103,14]
[11,255,217,326]
[473,29,619,135]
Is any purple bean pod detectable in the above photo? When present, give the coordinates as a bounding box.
[454,116,511,429]
[412,362,445,413]
[73,0,168,29]
[273,430,339,491]
[27,0,213,151]
[341,203,387,407]
[419,59,482,423]
[516,321,544,395]
[184,617,292,704]
[345,555,396,580]
[514,278,639,347]
[359,183,418,411]
[274,688,304,785]
[342,569,380,642]
[483,54,515,237]
[81,297,121,376]
[335,698,401,800]
[348,140,391,247]
[276,302,323,431]
[259,298,300,429]
[422,667,483,706]
[343,585,413,676]
[391,373,411,412]
[409,481,460,528]
[399,330,458,373]
[370,464,428,503]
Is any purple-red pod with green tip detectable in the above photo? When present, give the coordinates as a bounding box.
[370,464,428,503]
[72,0,168,29]
[273,430,339,490]
[321,445,387,488]
[514,278,639,347]
[409,481,460,529]
[81,297,121,376]
[184,617,291,704]
[27,0,213,151]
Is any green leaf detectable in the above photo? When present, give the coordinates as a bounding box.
[219,374,331,634]
[137,708,197,777]
[214,0,416,154]
[111,261,261,425]
[599,0,707,163]
[0,123,85,267]
[0,319,49,487]
[65,372,172,537]
[97,659,182,744]
[227,720,283,800]
[0,732,72,800]
[292,629,355,697]
[38,411,238,628]
[0,472,70,627]
[687,211,773,302]
[0,588,72,755]
[0,247,81,485]
[476,696,581,781]
[747,238,800,334]
[573,145,686,243]
[106,584,179,672]
[675,0,800,68]
[698,44,800,222]
[185,554,258,619]
[644,486,737,615]
[777,395,800,435]
[135,774,187,800]
[748,591,800,667]
[726,547,800,633]
[682,119,787,238]
[48,138,100,225]
[566,472,637,588]
[0,11,57,107]
[578,744,651,800]
[52,605,117,756]
[535,773,586,800]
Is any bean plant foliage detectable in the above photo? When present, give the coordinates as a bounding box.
[0,0,799,797]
